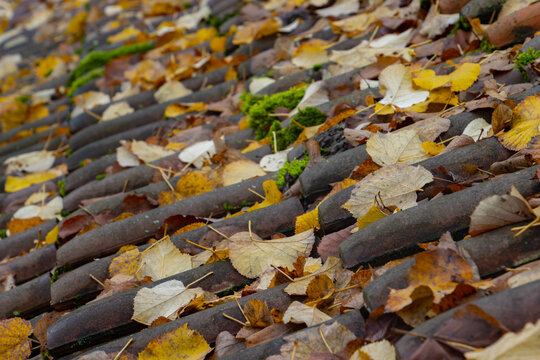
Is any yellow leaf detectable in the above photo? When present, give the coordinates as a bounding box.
[295,208,320,234]
[413,63,481,92]
[66,11,87,40]
[421,141,445,155]
[109,248,141,277]
[138,323,212,359]
[229,229,315,278]
[27,104,49,123]
[413,69,450,90]
[238,116,250,130]
[36,56,61,78]
[118,245,138,253]
[357,205,388,230]
[499,95,540,150]
[196,27,217,42]
[449,63,481,92]
[220,160,266,187]
[225,67,237,81]
[175,172,218,198]
[0,317,32,359]
[137,236,192,281]
[0,100,27,131]
[173,222,206,235]
[5,170,61,193]
[107,26,141,43]
[43,225,59,246]
[292,39,330,69]
[241,141,262,153]
[246,180,283,212]
[233,18,281,45]
[7,217,45,235]
[164,103,206,118]
[210,36,226,53]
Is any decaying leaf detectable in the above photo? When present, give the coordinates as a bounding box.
[469,187,534,236]
[465,318,540,360]
[378,64,429,110]
[366,129,428,166]
[283,301,331,327]
[154,81,193,104]
[499,95,540,151]
[220,160,266,186]
[109,248,141,277]
[13,196,63,221]
[228,229,315,278]
[0,317,32,360]
[267,321,357,360]
[132,280,204,325]
[137,236,193,281]
[4,150,55,174]
[285,257,342,296]
[343,164,433,219]
[137,323,212,359]
[351,340,396,360]
[101,101,134,121]
[244,299,274,328]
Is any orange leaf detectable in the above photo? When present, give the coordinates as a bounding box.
[7,217,45,235]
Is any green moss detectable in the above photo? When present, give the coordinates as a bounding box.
[514,47,540,81]
[241,86,307,140]
[67,68,104,97]
[57,179,66,197]
[223,203,237,213]
[449,16,470,36]
[311,64,322,71]
[96,174,106,180]
[480,39,497,54]
[0,229,7,238]
[15,94,31,103]
[68,42,154,86]
[12,311,21,317]
[272,107,327,151]
[60,210,70,218]
[275,156,310,187]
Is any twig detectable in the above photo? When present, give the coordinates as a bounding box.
[183,238,213,252]
[291,341,298,360]
[248,188,265,200]
[122,179,129,193]
[83,108,103,122]
[222,312,248,326]
[78,204,96,217]
[89,274,105,288]
[113,338,133,360]
[186,271,213,288]
[208,225,231,240]
[235,297,251,326]
[272,264,294,282]
[319,327,333,354]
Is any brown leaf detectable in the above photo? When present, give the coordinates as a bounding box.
[244,299,274,328]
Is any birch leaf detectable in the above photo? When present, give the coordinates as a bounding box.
[228,229,315,278]
[137,237,193,281]
[132,280,203,325]
[378,64,429,109]
[283,301,331,327]
[343,164,433,219]
[366,129,429,166]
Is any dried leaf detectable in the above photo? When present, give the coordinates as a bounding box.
[137,237,193,281]
[228,229,315,278]
[138,323,212,359]
[4,150,55,174]
[285,257,342,296]
[0,317,32,360]
[378,64,429,109]
[132,280,204,325]
[499,95,540,151]
[366,129,428,166]
[343,164,433,219]
[295,208,320,234]
[283,301,331,327]
[220,160,266,187]
[109,248,141,277]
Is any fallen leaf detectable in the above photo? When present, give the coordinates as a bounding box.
[4,150,55,175]
[154,81,193,104]
[462,118,492,141]
[259,151,289,172]
[283,301,332,327]
[13,196,63,221]
[220,160,266,186]
[249,77,276,94]
[422,141,445,155]
[0,317,32,360]
[465,318,540,360]
[138,323,212,359]
[413,63,481,92]
[244,299,274,328]
[137,236,193,281]
[352,340,396,360]
[178,140,216,169]
[366,129,428,166]
[233,18,281,45]
[343,164,433,219]
[228,229,315,278]
[132,279,203,325]
[266,321,357,360]
[101,101,134,121]
[499,95,540,151]
[295,208,320,234]
[109,248,141,277]
[292,39,330,69]
[378,64,429,110]
[285,257,342,296]
[5,168,64,193]
[469,188,533,236]
[175,171,218,198]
